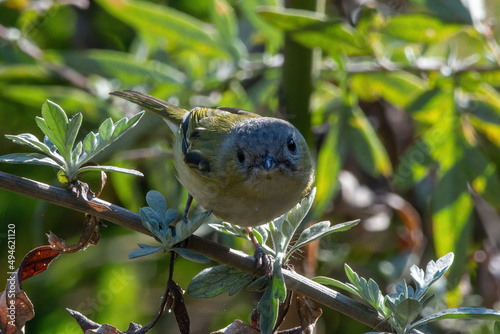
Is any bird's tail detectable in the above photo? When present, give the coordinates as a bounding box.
[110,90,187,126]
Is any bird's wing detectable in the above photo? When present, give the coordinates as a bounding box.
[181,107,260,174]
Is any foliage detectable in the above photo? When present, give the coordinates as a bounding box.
[315,253,500,334]
[129,190,211,263]
[0,100,144,184]
[1,0,500,332]
[194,189,358,334]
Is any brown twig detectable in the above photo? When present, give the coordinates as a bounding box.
[0,170,403,332]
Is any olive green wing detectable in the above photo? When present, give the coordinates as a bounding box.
[181,107,260,174]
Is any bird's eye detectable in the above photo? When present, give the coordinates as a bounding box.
[287,138,296,152]
[237,149,245,163]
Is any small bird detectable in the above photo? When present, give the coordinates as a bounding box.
[110,90,315,228]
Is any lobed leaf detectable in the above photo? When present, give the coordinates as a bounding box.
[407,307,500,333]
[187,265,253,298]
[0,153,62,168]
[128,244,165,259]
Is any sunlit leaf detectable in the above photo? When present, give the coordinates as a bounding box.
[314,110,346,215]
[383,14,462,43]
[350,72,426,108]
[346,105,392,177]
[0,153,61,168]
[96,0,229,58]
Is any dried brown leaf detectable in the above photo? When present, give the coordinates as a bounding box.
[296,294,322,334]
[0,272,34,333]
[18,246,60,282]
[210,319,260,334]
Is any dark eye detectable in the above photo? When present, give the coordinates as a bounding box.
[287,138,296,152]
[237,149,245,163]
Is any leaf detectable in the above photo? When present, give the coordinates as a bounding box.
[314,111,346,215]
[350,72,426,108]
[257,7,327,31]
[411,252,454,299]
[66,113,83,156]
[175,210,212,242]
[77,165,144,177]
[383,14,462,43]
[407,307,500,333]
[346,105,392,177]
[5,133,53,156]
[36,100,74,160]
[96,0,229,58]
[0,153,62,168]
[18,246,60,282]
[78,111,144,165]
[128,244,165,259]
[287,220,359,261]
[46,49,186,87]
[386,298,422,330]
[392,139,433,191]
[296,294,322,333]
[0,275,34,333]
[313,276,362,299]
[172,248,210,263]
[187,265,253,298]
[257,276,280,334]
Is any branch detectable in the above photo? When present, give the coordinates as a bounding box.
[0,170,396,332]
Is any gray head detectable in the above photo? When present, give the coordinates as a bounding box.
[226,117,314,187]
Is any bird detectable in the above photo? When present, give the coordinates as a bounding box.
[110,91,315,271]
[111,90,314,226]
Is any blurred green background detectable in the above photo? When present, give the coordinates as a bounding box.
[1,0,500,332]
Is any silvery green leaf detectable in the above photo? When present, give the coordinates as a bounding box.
[99,118,114,141]
[247,276,268,292]
[272,255,286,302]
[368,278,382,308]
[77,165,144,177]
[209,222,248,239]
[5,133,52,155]
[0,153,62,168]
[187,265,254,298]
[394,298,421,330]
[66,112,83,154]
[44,135,58,153]
[37,100,69,158]
[257,276,280,334]
[412,252,454,300]
[286,219,359,261]
[313,276,362,299]
[172,248,210,263]
[128,243,165,259]
[175,210,211,242]
[253,225,269,244]
[77,111,144,165]
[405,307,500,333]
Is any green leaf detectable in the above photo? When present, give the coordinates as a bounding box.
[239,1,282,54]
[5,133,52,156]
[36,100,69,158]
[128,244,165,259]
[77,165,144,177]
[411,253,454,299]
[287,220,359,261]
[187,265,254,298]
[78,111,144,165]
[257,7,327,31]
[96,0,229,58]
[257,275,280,334]
[383,14,462,43]
[346,105,392,177]
[350,72,426,108]
[66,113,82,156]
[0,153,62,168]
[387,298,422,330]
[392,139,433,191]
[175,210,212,242]
[314,111,346,215]
[45,50,186,87]
[172,248,210,263]
[313,276,361,299]
[407,307,500,333]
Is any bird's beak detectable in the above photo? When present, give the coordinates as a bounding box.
[263,155,276,171]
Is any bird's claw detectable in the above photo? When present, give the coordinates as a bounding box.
[254,245,273,278]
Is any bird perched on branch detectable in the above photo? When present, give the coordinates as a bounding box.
[111,91,314,270]
[111,90,314,225]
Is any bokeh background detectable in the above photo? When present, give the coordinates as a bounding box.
[1,0,500,332]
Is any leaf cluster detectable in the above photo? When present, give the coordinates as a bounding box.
[0,100,144,184]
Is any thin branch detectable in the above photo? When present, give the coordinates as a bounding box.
[0,170,400,332]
